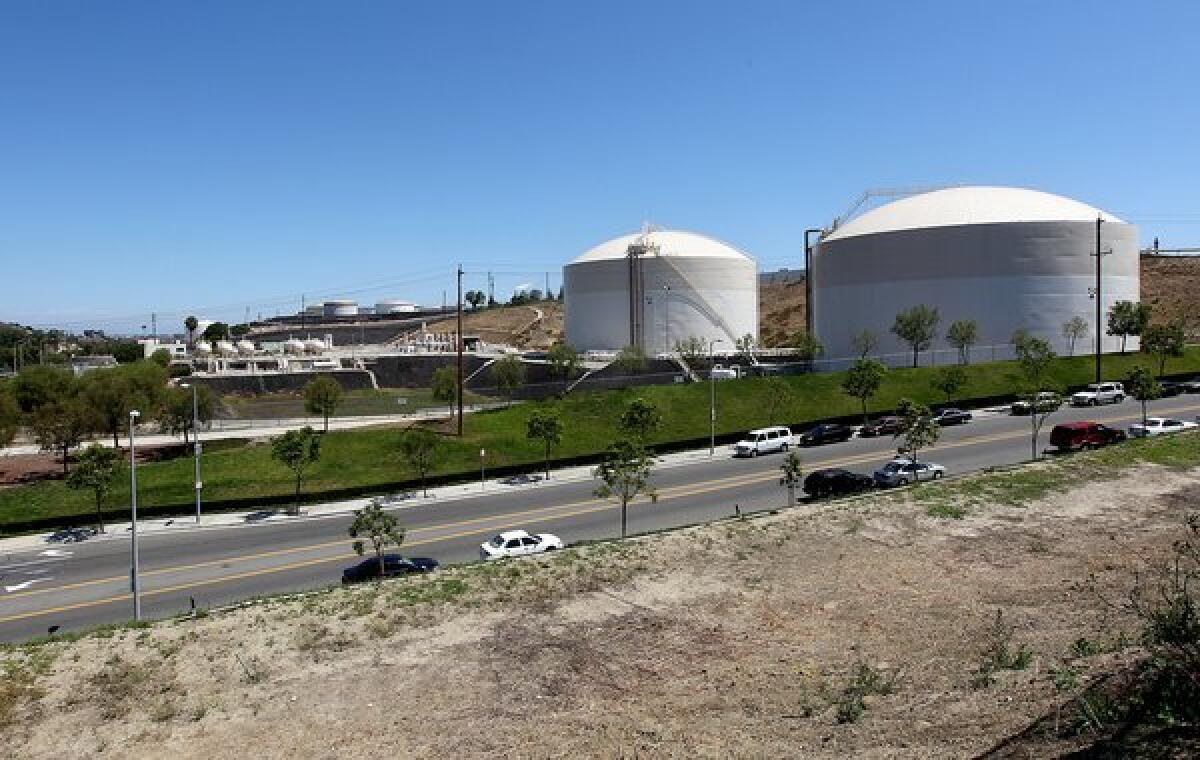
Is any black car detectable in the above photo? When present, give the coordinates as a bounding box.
[803,468,874,499]
[932,408,972,426]
[859,416,905,437]
[342,554,439,584]
[1159,381,1185,398]
[799,423,854,446]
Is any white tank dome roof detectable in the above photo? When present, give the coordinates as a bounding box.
[572,229,754,264]
[823,186,1126,242]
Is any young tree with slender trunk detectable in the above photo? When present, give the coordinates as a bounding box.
[762,377,792,426]
[892,305,940,367]
[0,389,21,451]
[1016,335,1057,460]
[1062,316,1088,357]
[349,497,406,579]
[399,426,441,497]
[619,397,662,442]
[490,355,526,401]
[304,375,343,433]
[779,449,803,508]
[893,399,940,482]
[842,358,887,425]
[547,342,581,386]
[32,399,93,474]
[525,408,563,480]
[431,366,457,420]
[1124,366,1161,426]
[66,444,124,533]
[945,319,979,365]
[593,438,657,539]
[850,329,879,359]
[931,365,968,404]
[270,426,321,515]
[1140,322,1186,377]
[1106,300,1151,354]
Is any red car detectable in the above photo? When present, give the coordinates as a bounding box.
[1049,421,1126,452]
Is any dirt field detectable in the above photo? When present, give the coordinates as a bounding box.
[2,453,1197,758]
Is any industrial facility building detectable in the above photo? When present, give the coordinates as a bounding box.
[811,186,1139,366]
[563,228,758,354]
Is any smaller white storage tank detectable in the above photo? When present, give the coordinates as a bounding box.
[215,340,238,356]
[284,339,306,355]
[236,340,257,355]
[303,339,326,353]
[193,342,213,356]
[376,299,418,315]
[323,300,357,318]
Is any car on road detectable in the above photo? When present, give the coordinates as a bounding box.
[932,408,972,426]
[1158,381,1186,398]
[872,458,945,487]
[1070,382,1125,406]
[733,426,793,457]
[1128,417,1199,438]
[46,526,98,543]
[479,529,565,560]
[342,554,438,584]
[858,416,906,437]
[1049,421,1127,451]
[1179,377,1200,393]
[798,423,854,446]
[803,468,874,498]
[1011,392,1062,415]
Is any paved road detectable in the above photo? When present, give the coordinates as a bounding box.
[2,397,1198,642]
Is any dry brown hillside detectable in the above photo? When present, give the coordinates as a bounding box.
[759,256,1200,347]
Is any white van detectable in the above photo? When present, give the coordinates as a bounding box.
[733,426,793,457]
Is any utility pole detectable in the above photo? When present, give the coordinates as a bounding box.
[129,409,142,621]
[487,272,495,306]
[456,265,464,436]
[1091,216,1110,385]
[151,313,157,339]
[544,271,550,300]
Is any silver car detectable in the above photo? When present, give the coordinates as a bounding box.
[872,458,945,487]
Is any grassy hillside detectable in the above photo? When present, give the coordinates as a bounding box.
[3,348,1200,531]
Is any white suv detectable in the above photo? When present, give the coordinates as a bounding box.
[1070,382,1125,406]
[733,426,793,457]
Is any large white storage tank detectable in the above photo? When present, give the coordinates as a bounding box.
[376,299,418,315]
[563,228,758,354]
[323,300,357,318]
[811,186,1139,366]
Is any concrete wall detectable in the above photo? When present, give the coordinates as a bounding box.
[185,370,375,396]
[812,220,1140,363]
[564,255,758,353]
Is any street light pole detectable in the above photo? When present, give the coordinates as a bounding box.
[128,409,142,622]
[181,383,202,524]
[1093,216,1104,385]
[709,338,723,456]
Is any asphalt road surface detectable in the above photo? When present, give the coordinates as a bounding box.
[2,396,1198,643]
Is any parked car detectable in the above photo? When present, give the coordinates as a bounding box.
[479,529,564,560]
[803,468,874,498]
[799,423,854,446]
[733,426,793,457]
[1011,392,1062,415]
[1070,382,1125,406]
[342,554,438,584]
[709,364,741,380]
[1179,377,1200,393]
[858,416,906,437]
[1128,417,1199,438]
[932,408,972,426]
[872,458,946,487]
[46,526,98,543]
[1158,381,1186,398]
[1049,421,1127,451]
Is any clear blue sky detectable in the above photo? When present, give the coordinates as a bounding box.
[3,1,1198,334]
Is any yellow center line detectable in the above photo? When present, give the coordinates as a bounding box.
[3,400,1197,627]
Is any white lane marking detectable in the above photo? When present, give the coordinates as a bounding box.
[39,550,73,558]
[4,579,48,593]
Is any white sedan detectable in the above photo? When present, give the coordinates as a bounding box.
[872,458,946,487]
[479,529,565,560]
[1128,417,1199,438]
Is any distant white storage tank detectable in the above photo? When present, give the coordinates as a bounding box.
[283,339,306,355]
[563,228,758,354]
[376,299,418,315]
[812,186,1140,366]
[192,342,213,357]
[215,340,238,357]
[323,299,357,318]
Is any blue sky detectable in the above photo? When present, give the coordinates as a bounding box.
[2,1,1198,333]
